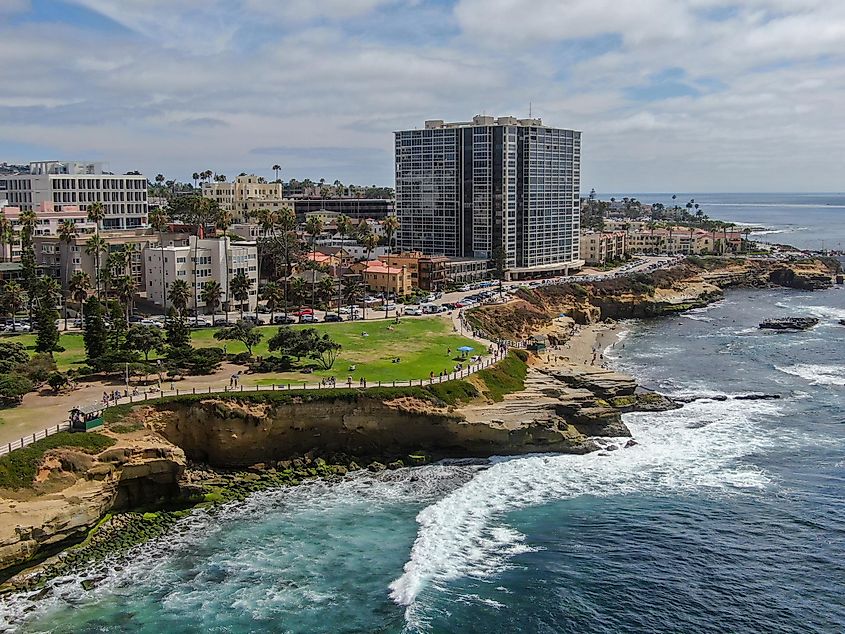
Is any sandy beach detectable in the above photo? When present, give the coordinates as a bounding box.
[535,320,628,371]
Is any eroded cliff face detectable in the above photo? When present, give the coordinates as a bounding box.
[468,258,836,340]
[152,396,595,467]
[0,436,185,575]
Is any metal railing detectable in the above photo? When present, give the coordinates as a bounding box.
[0,349,509,457]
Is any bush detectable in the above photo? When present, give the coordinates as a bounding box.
[249,355,295,373]
[426,380,479,405]
[47,372,69,392]
[229,351,253,366]
[0,342,29,374]
[0,432,115,490]
[0,373,35,405]
[23,353,58,384]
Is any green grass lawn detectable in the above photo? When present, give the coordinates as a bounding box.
[193,316,479,385]
[1,316,480,384]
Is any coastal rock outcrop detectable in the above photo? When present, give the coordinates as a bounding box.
[759,317,819,331]
[0,436,185,575]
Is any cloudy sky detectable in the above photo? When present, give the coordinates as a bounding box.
[1,0,844,192]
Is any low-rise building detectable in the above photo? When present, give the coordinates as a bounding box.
[1,201,97,260]
[444,257,490,285]
[351,260,412,296]
[144,236,258,313]
[580,231,628,265]
[202,175,292,223]
[294,198,393,220]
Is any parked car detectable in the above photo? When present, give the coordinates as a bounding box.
[214,318,230,326]
[324,313,344,322]
[190,317,213,328]
[243,315,266,325]
[293,308,313,316]
[299,314,319,324]
[404,306,423,316]
[273,315,297,325]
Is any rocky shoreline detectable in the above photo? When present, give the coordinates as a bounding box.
[0,256,838,598]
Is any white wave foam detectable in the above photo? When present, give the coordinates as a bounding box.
[390,398,786,614]
[777,364,845,386]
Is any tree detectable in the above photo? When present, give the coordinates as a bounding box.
[169,195,220,314]
[1,281,26,331]
[168,279,191,316]
[57,218,77,330]
[125,324,165,362]
[214,321,263,357]
[85,234,107,301]
[267,326,310,361]
[318,275,335,310]
[113,275,136,326]
[68,271,90,322]
[192,172,200,187]
[260,281,283,324]
[34,277,61,355]
[304,216,323,314]
[335,214,353,315]
[272,164,281,181]
[201,280,222,322]
[214,208,233,315]
[0,374,34,405]
[230,271,252,319]
[0,215,12,263]
[0,341,29,373]
[82,296,108,362]
[165,306,190,349]
[86,201,106,299]
[18,208,38,323]
[359,230,380,320]
[308,330,341,370]
[148,208,170,312]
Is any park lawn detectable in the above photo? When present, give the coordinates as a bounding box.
[1,332,88,372]
[191,316,481,385]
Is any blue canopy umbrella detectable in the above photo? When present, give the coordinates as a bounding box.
[457,345,474,357]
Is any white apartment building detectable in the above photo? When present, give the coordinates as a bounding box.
[144,236,259,313]
[0,161,148,230]
[202,175,291,223]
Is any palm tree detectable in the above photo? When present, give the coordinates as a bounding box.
[360,230,379,320]
[86,201,106,298]
[57,219,77,330]
[335,214,352,316]
[230,271,251,319]
[304,216,323,314]
[201,280,222,323]
[155,174,165,188]
[260,281,283,324]
[68,271,90,322]
[148,208,170,312]
[168,279,191,317]
[113,275,136,326]
[275,207,297,318]
[0,215,11,263]
[382,215,401,319]
[215,208,234,317]
[1,281,26,331]
[85,234,107,301]
[272,164,281,182]
[192,172,200,188]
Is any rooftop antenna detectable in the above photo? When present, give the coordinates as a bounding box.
[529,101,532,118]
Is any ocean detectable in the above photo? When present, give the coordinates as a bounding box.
[602,192,845,252]
[3,196,845,633]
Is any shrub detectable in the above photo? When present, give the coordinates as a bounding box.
[426,380,479,405]
[0,432,115,490]
[0,342,29,374]
[249,355,295,373]
[166,347,224,376]
[24,353,58,384]
[47,372,69,392]
[475,350,528,402]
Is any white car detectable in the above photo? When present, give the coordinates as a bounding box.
[404,306,423,316]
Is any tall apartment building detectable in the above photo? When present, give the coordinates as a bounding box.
[144,236,259,313]
[0,161,148,230]
[202,175,290,223]
[395,115,582,279]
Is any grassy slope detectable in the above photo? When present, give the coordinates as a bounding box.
[0,432,115,490]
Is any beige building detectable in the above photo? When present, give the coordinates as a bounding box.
[1,201,96,261]
[202,175,292,223]
[34,229,188,292]
[580,231,628,265]
[143,235,259,313]
[351,260,412,296]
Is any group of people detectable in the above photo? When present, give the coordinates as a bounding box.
[319,377,337,388]
[101,386,140,405]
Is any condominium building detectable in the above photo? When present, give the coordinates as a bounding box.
[202,175,291,223]
[293,198,393,220]
[395,115,583,279]
[34,229,189,292]
[0,161,148,229]
[143,236,259,313]
[580,231,628,265]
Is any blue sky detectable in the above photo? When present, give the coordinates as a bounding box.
[1,0,844,191]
